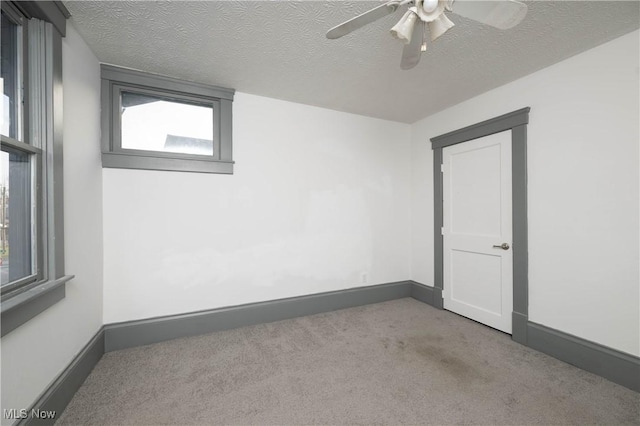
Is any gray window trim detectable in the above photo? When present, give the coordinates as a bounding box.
[1,136,40,155]
[11,0,69,37]
[1,275,72,336]
[100,64,235,174]
[0,2,72,337]
[430,107,530,344]
[2,1,26,27]
[110,85,222,160]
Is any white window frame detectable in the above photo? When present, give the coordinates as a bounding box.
[100,65,235,174]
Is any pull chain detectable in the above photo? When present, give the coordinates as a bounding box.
[421,23,428,52]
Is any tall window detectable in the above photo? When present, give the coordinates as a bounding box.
[0,1,70,336]
[1,5,39,293]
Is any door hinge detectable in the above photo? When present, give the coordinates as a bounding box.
[440,164,444,173]
[441,227,444,235]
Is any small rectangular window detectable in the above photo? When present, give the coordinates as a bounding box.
[101,65,234,174]
[120,91,215,157]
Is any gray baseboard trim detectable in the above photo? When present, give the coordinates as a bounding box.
[18,328,105,426]
[408,284,639,392]
[13,282,640,426]
[409,281,434,306]
[527,322,640,392]
[104,281,413,352]
[432,287,443,309]
[512,311,528,345]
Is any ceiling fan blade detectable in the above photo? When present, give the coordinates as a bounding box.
[327,1,402,39]
[451,0,528,30]
[400,21,424,70]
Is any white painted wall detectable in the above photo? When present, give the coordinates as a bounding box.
[4,24,636,420]
[411,31,640,356]
[0,25,103,419]
[102,93,411,323]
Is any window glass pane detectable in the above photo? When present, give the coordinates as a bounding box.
[1,11,21,140]
[120,92,214,156]
[1,150,33,287]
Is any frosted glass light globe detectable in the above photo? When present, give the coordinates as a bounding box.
[423,0,439,13]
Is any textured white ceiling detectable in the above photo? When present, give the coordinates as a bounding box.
[64,1,639,123]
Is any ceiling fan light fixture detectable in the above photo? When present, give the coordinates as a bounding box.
[326,0,529,70]
[421,23,428,52]
[445,0,454,12]
[422,0,439,13]
[390,7,419,44]
[428,13,455,41]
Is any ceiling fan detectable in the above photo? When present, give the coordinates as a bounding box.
[326,0,528,70]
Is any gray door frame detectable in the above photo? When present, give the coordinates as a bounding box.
[430,107,530,344]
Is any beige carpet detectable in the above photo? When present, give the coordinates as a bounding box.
[58,298,639,425]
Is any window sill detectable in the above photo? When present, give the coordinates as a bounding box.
[101,152,234,174]
[1,275,74,337]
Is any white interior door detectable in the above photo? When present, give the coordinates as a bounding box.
[442,131,513,333]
